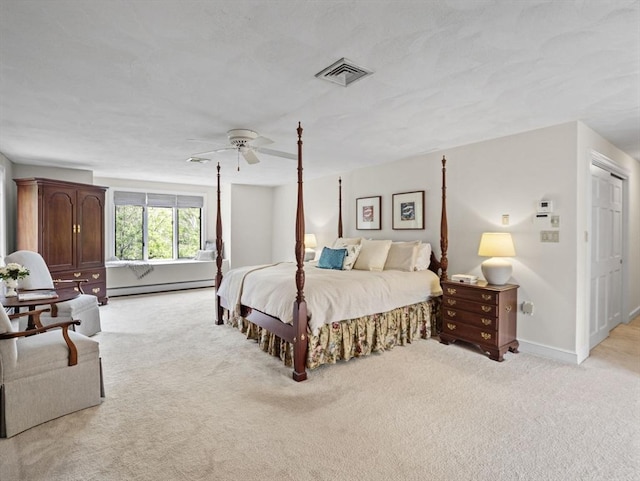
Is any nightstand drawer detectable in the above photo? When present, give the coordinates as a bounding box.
[443,284,498,304]
[443,296,498,317]
[442,321,497,347]
[443,308,497,330]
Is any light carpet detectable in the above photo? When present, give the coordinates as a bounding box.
[1,288,638,481]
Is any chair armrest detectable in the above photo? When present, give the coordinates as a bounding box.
[53,278,88,294]
[1,314,82,366]
[9,307,49,329]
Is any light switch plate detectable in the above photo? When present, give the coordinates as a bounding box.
[541,230,560,242]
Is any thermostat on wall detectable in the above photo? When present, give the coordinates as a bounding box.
[537,199,553,213]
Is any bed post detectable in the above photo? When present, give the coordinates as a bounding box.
[292,122,308,382]
[440,156,448,281]
[338,177,343,238]
[215,162,225,325]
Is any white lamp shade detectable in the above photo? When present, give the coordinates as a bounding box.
[304,233,317,261]
[477,233,516,257]
[478,232,515,285]
[304,234,317,249]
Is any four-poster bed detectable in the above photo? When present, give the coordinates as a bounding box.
[214,123,449,381]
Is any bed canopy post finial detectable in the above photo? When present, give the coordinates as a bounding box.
[293,121,308,382]
[215,162,224,325]
[440,155,448,281]
[338,177,343,238]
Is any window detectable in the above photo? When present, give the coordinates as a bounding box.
[0,164,5,260]
[114,191,203,261]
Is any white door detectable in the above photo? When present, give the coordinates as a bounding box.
[589,164,623,349]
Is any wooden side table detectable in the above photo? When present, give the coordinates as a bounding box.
[439,280,519,361]
[0,290,79,330]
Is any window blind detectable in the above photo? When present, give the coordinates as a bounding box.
[114,191,203,208]
[114,191,146,206]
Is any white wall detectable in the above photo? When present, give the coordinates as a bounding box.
[575,123,640,359]
[13,164,93,184]
[228,184,273,269]
[0,153,13,258]
[268,121,639,363]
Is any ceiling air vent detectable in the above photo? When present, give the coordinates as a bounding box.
[315,58,373,87]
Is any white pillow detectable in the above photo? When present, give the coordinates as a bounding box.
[384,241,419,271]
[194,250,215,261]
[333,237,362,248]
[340,244,362,270]
[414,243,432,271]
[353,239,392,271]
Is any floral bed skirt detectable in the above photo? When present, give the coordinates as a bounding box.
[226,297,441,370]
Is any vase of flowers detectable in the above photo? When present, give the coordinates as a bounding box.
[0,263,30,297]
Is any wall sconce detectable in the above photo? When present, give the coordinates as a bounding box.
[477,232,516,285]
[304,234,317,262]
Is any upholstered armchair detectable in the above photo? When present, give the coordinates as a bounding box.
[5,251,102,336]
[0,304,104,438]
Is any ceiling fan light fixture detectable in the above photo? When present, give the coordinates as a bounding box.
[315,57,373,87]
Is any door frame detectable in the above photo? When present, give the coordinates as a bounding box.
[584,150,630,356]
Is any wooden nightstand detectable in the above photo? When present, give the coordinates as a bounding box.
[439,280,519,361]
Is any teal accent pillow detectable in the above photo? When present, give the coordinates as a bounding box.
[317,247,347,270]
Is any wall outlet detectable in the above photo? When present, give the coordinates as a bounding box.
[521,301,535,315]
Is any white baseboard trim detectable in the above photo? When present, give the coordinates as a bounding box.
[518,339,580,364]
[107,280,214,297]
[629,305,640,321]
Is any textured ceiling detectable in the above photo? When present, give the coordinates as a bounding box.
[1,0,638,186]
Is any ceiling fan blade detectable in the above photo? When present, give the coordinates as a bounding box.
[254,147,297,160]
[250,135,274,147]
[192,146,234,156]
[242,148,260,164]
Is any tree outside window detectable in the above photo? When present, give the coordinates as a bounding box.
[114,191,203,261]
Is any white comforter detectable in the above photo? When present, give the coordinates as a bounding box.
[217,262,443,334]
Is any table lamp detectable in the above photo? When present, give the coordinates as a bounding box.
[477,232,516,285]
[304,234,317,261]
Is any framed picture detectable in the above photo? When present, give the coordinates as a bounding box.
[392,191,425,230]
[356,196,381,230]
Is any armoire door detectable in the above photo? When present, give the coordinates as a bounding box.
[41,185,76,273]
[76,188,106,270]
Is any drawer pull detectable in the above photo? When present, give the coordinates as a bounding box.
[481,332,492,340]
[481,318,492,326]
[73,272,82,278]
[447,310,456,317]
[482,294,492,301]
[447,287,457,295]
[92,273,100,279]
[447,299,457,306]
[446,323,457,331]
[506,305,512,312]
[92,287,101,294]
[481,306,492,312]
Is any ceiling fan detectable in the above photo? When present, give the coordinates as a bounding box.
[188,129,296,170]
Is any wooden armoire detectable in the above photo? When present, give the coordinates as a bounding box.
[14,178,109,304]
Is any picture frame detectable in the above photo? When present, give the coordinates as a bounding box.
[356,196,382,230]
[392,191,425,230]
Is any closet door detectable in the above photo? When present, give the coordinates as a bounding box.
[41,185,76,273]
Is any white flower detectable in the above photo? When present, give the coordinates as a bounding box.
[0,263,30,281]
